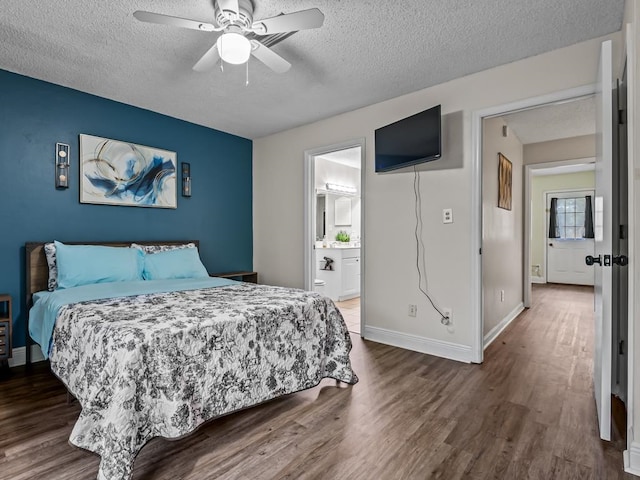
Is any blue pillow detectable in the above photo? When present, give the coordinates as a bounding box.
[55,241,144,289]
[143,247,209,280]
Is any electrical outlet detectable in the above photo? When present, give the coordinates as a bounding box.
[408,304,417,317]
[441,308,452,325]
[500,290,505,302]
[442,208,453,224]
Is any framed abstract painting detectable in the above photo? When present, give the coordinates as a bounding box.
[80,134,177,209]
[498,152,512,211]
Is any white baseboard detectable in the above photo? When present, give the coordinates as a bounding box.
[8,345,46,367]
[363,325,472,363]
[624,442,640,476]
[338,293,360,302]
[483,302,525,349]
[530,276,546,284]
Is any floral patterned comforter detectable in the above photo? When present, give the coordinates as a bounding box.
[49,282,358,480]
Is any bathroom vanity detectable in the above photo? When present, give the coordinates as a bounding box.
[315,246,360,301]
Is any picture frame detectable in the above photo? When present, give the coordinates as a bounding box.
[498,152,512,211]
[80,134,177,209]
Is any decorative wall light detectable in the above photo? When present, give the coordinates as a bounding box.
[182,162,191,197]
[55,143,70,189]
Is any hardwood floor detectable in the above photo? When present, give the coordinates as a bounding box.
[0,284,633,479]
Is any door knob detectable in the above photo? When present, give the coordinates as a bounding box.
[585,255,602,266]
[613,255,629,266]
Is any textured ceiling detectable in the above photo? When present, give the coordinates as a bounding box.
[0,0,624,139]
[502,96,596,145]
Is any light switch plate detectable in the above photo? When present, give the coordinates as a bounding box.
[442,208,453,224]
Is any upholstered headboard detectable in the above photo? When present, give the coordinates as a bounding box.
[25,240,200,305]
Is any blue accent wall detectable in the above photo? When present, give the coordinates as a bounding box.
[0,69,253,350]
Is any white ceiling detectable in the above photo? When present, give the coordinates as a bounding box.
[316,147,362,170]
[0,0,624,139]
[501,96,596,145]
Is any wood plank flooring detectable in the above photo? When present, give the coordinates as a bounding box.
[0,284,633,479]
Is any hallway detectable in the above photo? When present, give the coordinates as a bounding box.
[477,282,628,476]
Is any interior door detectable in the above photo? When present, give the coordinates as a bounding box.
[546,191,595,285]
[591,39,614,442]
[612,72,629,407]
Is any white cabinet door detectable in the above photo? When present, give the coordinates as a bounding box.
[341,256,360,299]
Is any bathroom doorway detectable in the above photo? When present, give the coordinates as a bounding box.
[304,139,365,335]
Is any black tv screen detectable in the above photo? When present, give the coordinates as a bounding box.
[375,105,441,172]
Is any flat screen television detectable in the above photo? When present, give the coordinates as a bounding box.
[374,104,441,172]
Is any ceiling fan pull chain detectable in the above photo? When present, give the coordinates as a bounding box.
[246,60,249,86]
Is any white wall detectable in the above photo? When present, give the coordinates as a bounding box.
[482,117,523,337]
[530,171,595,279]
[253,32,621,356]
[524,134,596,165]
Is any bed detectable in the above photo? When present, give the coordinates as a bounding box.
[25,240,358,480]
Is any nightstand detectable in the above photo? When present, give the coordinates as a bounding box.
[211,271,258,283]
[0,294,12,365]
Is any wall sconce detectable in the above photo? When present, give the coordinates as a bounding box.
[182,162,191,197]
[55,143,70,189]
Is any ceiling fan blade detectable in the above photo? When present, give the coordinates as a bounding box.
[250,41,291,73]
[217,0,240,18]
[193,42,222,72]
[252,8,324,35]
[133,11,217,32]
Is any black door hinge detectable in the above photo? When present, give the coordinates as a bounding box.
[619,109,627,125]
[619,340,625,355]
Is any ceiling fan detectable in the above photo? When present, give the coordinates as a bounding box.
[133,0,324,74]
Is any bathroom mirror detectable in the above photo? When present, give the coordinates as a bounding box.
[335,197,352,225]
[316,194,326,240]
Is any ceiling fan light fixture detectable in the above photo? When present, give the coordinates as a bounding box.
[217,32,251,65]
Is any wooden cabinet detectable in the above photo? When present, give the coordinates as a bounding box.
[316,248,360,301]
[0,294,12,361]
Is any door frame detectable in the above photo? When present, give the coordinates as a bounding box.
[471,84,596,364]
[303,138,366,335]
[623,21,637,473]
[524,159,595,289]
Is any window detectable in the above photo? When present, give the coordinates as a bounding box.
[553,197,586,239]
